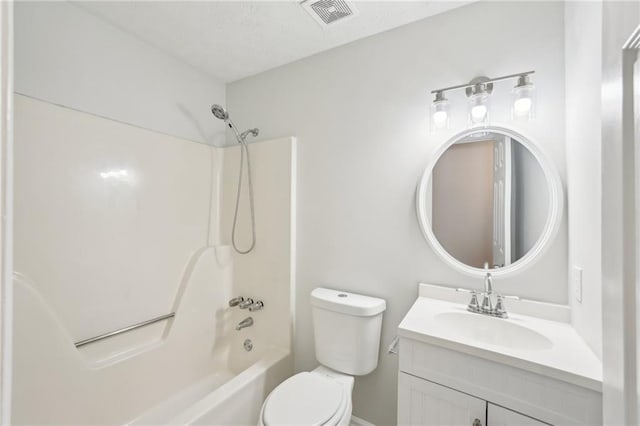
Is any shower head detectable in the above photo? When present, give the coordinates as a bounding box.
[211,103,239,137]
[210,103,259,144]
[211,104,229,121]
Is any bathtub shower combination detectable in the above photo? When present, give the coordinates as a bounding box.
[12,96,296,425]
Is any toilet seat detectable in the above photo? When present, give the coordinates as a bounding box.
[261,372,349,426]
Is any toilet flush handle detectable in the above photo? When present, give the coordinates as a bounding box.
[387,336,399,355]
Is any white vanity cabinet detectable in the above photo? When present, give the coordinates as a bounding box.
[397,337,602,426]
[488,404,548,426]
[398,372,485,425]
[399,372,548,426]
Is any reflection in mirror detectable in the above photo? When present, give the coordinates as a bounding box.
[428,132,548,269]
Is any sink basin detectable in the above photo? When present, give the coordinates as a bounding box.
[398,288,603,391]
[433,311,553,351]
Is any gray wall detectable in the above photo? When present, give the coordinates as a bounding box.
[228,2,567,424]
[14,1,225,145]
[564,1,604,362]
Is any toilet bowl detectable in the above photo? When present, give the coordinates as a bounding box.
[258,288,386,426]
[258,366,354,426]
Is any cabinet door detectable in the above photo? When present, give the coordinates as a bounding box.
[488,403,550,426]
[398,372,486,426]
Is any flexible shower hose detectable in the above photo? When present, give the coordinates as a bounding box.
[231,138,256,254]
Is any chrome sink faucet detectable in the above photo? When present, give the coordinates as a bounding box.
[457,267,518,319]
[480,271,494,314]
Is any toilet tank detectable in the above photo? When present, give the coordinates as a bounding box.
[310,288,386,376]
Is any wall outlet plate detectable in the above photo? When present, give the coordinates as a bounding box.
[572,266,583,303]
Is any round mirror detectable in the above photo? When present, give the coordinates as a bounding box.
[416,126,563,278]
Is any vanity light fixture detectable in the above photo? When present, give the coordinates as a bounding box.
[512,74,536,120]
[430,91,450,131]
[466,77,492,126]
[430,71,535,130]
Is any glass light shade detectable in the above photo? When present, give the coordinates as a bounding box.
[430,98,450,132]
[512,81,535,120]
[468,92,489,127]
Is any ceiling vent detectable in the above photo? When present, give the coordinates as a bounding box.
[301,0,359,28]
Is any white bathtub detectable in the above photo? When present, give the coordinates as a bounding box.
[129,346,291,426]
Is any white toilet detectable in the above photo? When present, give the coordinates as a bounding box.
[259,287,386,426]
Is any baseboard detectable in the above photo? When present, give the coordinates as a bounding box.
[350,415,375,426]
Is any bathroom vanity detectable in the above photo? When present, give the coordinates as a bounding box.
[398,116,608,425]
[402,124,602,424]
[397,284,602,426]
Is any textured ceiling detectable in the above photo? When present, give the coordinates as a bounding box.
[74,1,472,83]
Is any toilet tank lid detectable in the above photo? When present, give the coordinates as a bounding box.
[311,288,386,317]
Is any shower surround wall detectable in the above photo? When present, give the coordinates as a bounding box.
[221,138,297,353]
[13,0,229,348]
[12,94,295,424]
[14,94,216,344]
[227,2,567,424]
[13,4,295,422]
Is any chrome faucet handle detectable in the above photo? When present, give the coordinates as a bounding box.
[248,301,264,312]
[494,295,508,318]
[228,296,244,307]
[468,292,480,313]
[494,294,519,318]
[238,298,254,309]
[456,288,480,313]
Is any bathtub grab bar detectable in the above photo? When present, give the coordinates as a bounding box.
[74,312,175,348]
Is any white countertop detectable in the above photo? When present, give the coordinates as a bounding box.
[398,287,603,392]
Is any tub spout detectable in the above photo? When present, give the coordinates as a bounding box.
[236,317,253,331]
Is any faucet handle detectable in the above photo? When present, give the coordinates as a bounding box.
[228,296,244,307]
[468,291,480,312]
[238,298,254,309]
[457,288,480,313]
[494,294,519,318]
[248,301,264,312]
[494,295,508,318]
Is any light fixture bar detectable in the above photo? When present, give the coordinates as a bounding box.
[431,70,535,94]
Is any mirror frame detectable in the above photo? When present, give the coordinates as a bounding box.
[416,125,564,278]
